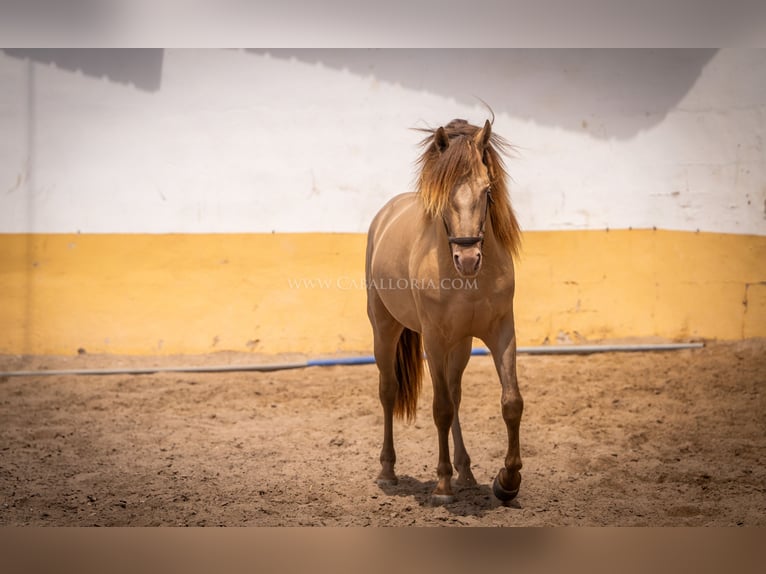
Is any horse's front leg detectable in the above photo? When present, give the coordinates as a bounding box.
[448,336,477,487]
[423,338,455,504]
[486,320,524,504]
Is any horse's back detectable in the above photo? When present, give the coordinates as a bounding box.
[367,192,419,241]
[365,193,426,332]
[366,192,422,276]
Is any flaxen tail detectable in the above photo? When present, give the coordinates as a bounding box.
[393,328,424,422]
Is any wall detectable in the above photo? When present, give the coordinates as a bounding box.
[1,49,764,355]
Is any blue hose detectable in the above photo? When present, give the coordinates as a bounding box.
[307,348,492,368]
[0,344,702,378]
[304,343,705,367]
[307,348,491,367]
[306,356,376,367]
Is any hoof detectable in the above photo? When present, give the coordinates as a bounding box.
[375,473,398,487]
[492,473,520,502]
[455,473,478,487]
[431,493,455,505]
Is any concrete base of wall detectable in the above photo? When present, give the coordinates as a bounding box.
[1,230,764,355]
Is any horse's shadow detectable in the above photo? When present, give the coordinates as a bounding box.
[376,474,520,517]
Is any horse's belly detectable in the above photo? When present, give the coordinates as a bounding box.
[371,277,422,332]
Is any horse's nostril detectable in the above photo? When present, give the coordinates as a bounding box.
[454,254,461,267]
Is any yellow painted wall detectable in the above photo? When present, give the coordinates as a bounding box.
[1,230,764,356]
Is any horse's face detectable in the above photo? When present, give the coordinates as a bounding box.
[435,122,493,278]
[444,170,491,278]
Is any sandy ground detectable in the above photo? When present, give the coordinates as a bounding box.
[0,339,764,526]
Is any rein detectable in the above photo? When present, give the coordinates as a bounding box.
[446,186,492,247]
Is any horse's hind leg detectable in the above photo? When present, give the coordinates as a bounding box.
[448,337,477,487]
[369,293,404,485]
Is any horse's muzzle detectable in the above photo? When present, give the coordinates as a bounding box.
[452,244,482,277]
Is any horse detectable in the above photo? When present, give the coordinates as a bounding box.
[365,116,523,505]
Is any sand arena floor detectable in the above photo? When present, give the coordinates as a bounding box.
[1,339,764,526]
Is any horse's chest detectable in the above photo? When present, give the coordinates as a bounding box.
[415,279,512,336]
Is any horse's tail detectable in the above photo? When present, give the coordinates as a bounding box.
[393,328,424,422]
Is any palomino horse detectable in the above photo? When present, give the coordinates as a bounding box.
[365,117,523,505]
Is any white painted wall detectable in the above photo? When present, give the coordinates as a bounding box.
[1,49,764,235]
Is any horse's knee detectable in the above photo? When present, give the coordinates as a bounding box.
[501,394,523,422]
[432,396,454,430]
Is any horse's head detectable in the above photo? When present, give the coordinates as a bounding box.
[419,119,497,278]
[437,120,493,277]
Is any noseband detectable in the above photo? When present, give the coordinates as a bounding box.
[447,186,492,247]
[448,235,484,246]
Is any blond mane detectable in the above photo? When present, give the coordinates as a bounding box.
[415,119,522,257]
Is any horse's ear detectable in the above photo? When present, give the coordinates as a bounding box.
[434,126,449,153]
[475,119,492,150]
